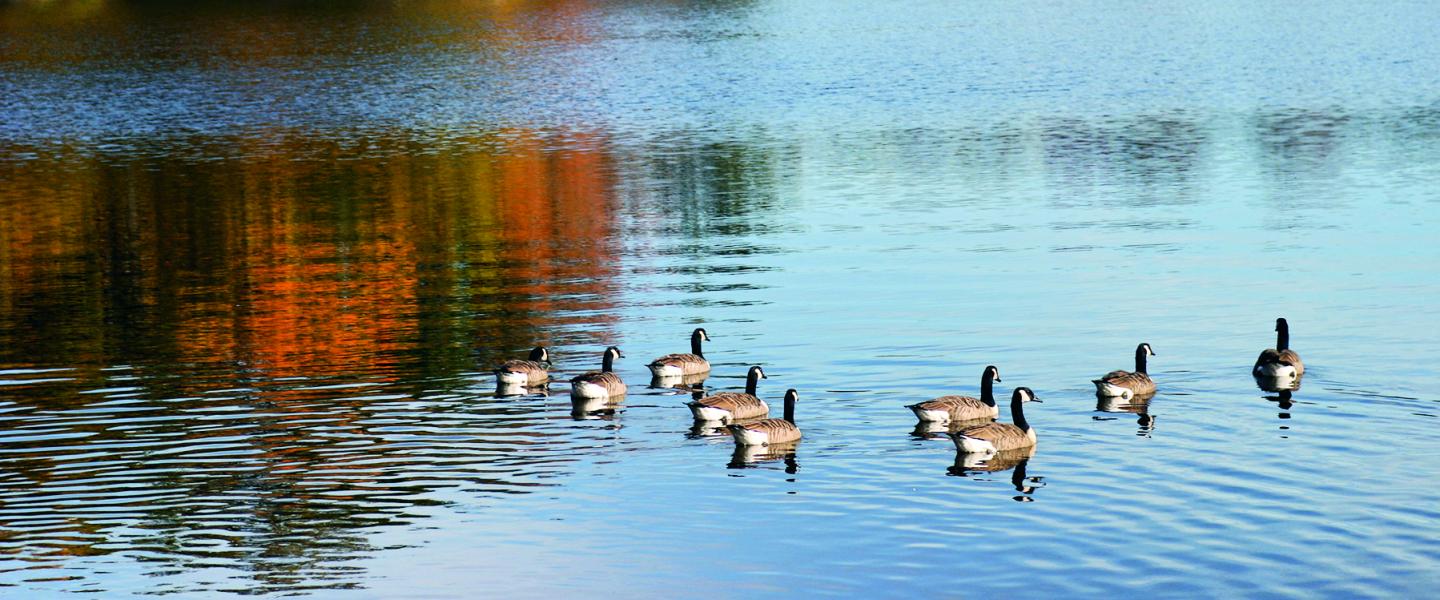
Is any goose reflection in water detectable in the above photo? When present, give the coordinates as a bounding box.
[495,381,549,398]
[1264,389,1295,425]
[727,443,799,474]
[570,395,625,420]
[1095,392,1157,437]
[910,417,994,442]
[649,373,709,393]
[946,448,1043,502]
[688,421,729,439]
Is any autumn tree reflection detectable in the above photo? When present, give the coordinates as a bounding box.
[0,130,620,590]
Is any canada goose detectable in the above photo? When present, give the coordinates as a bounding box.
[495,346,550,386]
[648,328,712,377]
[569,346,626,399]
[951,387,1041,454]
[728,388,802,446]
[1254,318,1305,379]
[907,365,1002,423]
[1093,343,1157,399]
[686,366,769,422]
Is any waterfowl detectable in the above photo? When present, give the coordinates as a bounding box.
[648,328,712,377]
[907,365,1002,423]
[569,346,626,399]
[495,346,550,386]
[729,388,802,446]
[1093,343,1157,399]
[1254,318,1305,379]
[951,387,1041,454]
[686,366,768,422]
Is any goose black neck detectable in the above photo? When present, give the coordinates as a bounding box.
[1011,394,1030,432]
[690,332,705,358]
[1134,346,1148,375]
[1276,320,1290,351]
[602,352,615,373]
[745,370,760,395]
[783,395,796,423]
[981,371,997,407]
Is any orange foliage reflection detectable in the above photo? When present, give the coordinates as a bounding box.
[0,131,620,381]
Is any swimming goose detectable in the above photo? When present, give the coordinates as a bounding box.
[950,387,1041,454]
[729,388,802,446]
[495,346,551,386]
[648,328,712,376]
[569,346,626,399]
[907,365,1002,423]
[1254,318,1305,379]
[686,366,768,422]
[1093,343,1157,399]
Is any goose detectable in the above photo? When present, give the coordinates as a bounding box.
[1093,343,1156,399]
[907,365,1002,423]
[728,388,802,446]
[686,366,768,422]
[495,346,551,386]
[1254,318,1305,379]
[648,328,712,376]
[569,346,626,399]
[950,387,1041,454]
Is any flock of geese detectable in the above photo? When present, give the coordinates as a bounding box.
[494,318,1305,464]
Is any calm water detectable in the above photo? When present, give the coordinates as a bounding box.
[3,1,1440,597]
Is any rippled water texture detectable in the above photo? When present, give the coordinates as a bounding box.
[3,1,1440,597]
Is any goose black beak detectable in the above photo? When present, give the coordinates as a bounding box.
[1031,398,1044,403]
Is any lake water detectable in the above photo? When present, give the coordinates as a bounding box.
[3,1,1440,597]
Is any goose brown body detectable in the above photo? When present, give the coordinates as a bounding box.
[495,347,550,385]
[953,422,1036,452]
[1254,348,1305,376]
[730,418,801,445]
[570,347,626,399]
[689,392,769,420]
[908,366,1002,423]
[729,389,802,446]
[497,359,548,382]
[649,328,712,376]
[952,387,1040,454]
[1095,370,1156,396]
[1254,318,1304,377]
[1094,343,1157,398]
[687,366,768,422]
